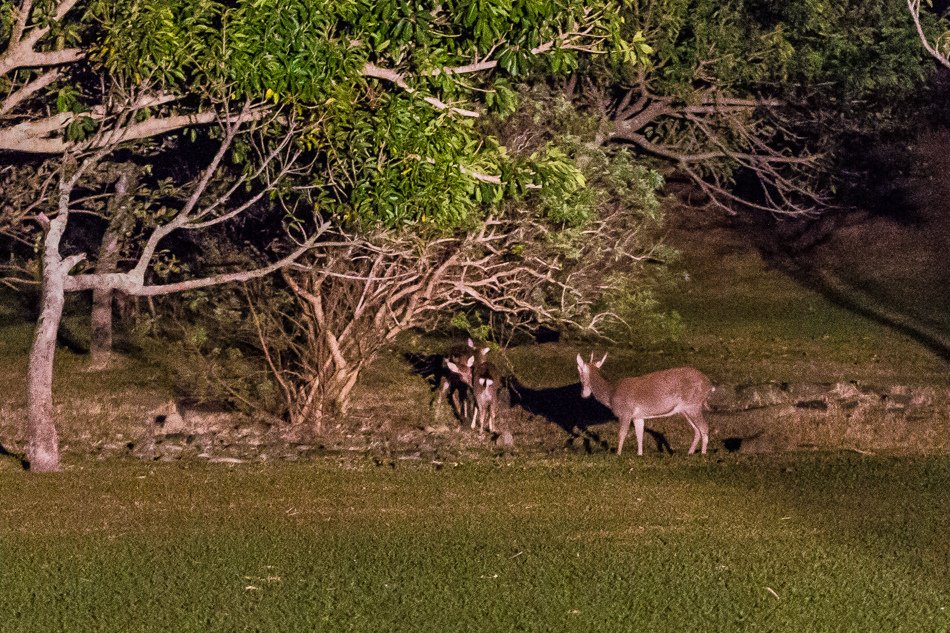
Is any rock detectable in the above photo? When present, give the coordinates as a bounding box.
[147,399,239,436]
[725,383,791,410]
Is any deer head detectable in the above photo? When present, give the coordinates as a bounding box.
[446,354,475,387]
[576,352,607,398]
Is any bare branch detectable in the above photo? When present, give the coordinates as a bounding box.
[909,0,950,69]
[1,68,62,114]
[596,81,828,216]
[0,96,270,154]
[362,63,480,117]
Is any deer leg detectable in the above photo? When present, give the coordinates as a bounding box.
[432,377,449,410]
[684,413,701,454]
[460,392,469,424]
[634,418,645,456]
[488,402,496,434]
[690,409,710,454]
[617,418,632,455]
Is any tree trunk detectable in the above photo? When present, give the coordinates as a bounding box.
[89,169,135,370]
[26,265,67,472]
[89,286,114,369]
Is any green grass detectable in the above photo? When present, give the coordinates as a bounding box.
[1,454,948,632]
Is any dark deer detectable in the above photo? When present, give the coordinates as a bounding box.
[576,353,713,455]
[446,342,501,434]
[433,340,476,422]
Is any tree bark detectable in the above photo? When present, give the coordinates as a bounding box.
[89,169,136,370]
[89,286,114,369]
[26,260,68,472]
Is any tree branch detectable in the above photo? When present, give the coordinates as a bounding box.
[1,68,62,115]
[0,0,84,76]
[65,229,324,295]
[909,0,950,70]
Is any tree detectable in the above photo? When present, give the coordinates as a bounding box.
[573,0,934,216]
[24,102,321,472]
[166,91,671,427]
[3,0,640,469]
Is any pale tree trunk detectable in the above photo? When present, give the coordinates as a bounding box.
[26,230,75,472]
[89,169,136,370]
[26,271,65,472]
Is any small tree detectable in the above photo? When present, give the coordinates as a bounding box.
[24,101,320,472]
[180,91,672,428]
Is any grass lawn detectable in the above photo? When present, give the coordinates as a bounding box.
[1,453,947,632]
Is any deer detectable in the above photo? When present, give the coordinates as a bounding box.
[576,352,714,456]
[433,340,477,423]
[446,343,501,434]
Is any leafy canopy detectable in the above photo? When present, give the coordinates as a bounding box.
[81,0,639,231]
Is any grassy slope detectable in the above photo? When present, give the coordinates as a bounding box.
[649,213,947,386]
[0,455,947,632]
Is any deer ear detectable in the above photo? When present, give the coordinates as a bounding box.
[467,338,475,348]
[480,346,490,356]
[596,352,608,368]
[466,355,475,368]
[446,361,460,373]
[576,354,586,369]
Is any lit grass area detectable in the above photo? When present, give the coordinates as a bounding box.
[652,243,949,386]
[1,454,947,632]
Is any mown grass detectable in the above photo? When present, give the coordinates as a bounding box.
[1,453,947,632]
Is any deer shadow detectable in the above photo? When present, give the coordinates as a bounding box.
[404,352,444,390]
[404,352,473,425]
[505,377,673,455]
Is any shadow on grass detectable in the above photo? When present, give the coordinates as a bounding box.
[741,125,950,362]
[505,376,673,454]
[0,443,27,470]
[404,352,471,426]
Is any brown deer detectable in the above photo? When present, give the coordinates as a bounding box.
[434,340,476,422]
[446,343,501,434]
[576,353,713,456]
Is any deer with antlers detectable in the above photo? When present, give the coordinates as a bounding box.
[576,352,713,456]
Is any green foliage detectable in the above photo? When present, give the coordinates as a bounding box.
[619,0,930,122]
[304,90,501,230]
[88,0,225,89]
[0,2,14,43]
[76,0,636,233]
[448,312,492,343]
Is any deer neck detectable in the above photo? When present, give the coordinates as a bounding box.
[587,366,615,408]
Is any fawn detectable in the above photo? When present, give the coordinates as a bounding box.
[446,342,500,434]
